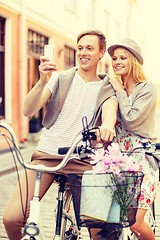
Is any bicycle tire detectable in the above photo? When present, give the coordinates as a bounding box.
[60,188,80,240]
[119,228,138,240]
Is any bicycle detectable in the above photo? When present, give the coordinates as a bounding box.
[0,121,159,240]
[0,120,97,240]
[118,139,160,240]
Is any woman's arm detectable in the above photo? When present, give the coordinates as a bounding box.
[116,82,157,135]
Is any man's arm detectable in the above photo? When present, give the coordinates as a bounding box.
[23,57,58,117]
[23,81,51,117]
[97,97,118,143]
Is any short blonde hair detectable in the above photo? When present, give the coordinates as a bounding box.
[77,30,106,51]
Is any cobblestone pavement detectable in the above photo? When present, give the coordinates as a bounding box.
[0,142,160,239]
[0,171,90,239]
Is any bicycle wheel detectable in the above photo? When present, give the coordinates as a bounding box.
[119,228,138,240]
[119,204,156,240]
[60,188,80,240]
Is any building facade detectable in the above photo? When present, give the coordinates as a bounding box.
[0,0,144,149]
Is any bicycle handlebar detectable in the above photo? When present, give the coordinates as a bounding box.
[151,143,160,149]
[58,146,82,155]
[0,122,91,173]
[132,139,160,153]
[1,122,160,174]
[23,134,83,173]
[58,145,94,155]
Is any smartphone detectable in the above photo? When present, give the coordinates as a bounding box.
[44,44,54,62]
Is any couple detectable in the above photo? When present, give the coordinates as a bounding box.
[3,30,158,240]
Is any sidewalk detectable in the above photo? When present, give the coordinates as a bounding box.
[0,142,37,176]
[0,133,39,176]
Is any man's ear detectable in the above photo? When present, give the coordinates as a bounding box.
[99,49,106,60]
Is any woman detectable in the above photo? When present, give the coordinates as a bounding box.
[107,38,159,240]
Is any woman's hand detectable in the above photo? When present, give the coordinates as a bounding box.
[39,56,58,84]
[109,77,124,92]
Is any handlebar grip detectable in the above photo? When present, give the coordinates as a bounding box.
[58,147,81,155]
[155,143,160,150]
[58,145,86,155]
[58,147,70,155]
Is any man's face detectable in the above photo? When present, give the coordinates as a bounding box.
[77,35,105,71]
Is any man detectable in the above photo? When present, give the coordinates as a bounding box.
[3,30,117,240]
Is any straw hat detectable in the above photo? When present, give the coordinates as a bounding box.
[107,38,143,65]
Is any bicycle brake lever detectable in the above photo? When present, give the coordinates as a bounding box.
[78,146,95,160]
[141,139,158,155]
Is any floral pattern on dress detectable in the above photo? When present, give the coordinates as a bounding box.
[113,117,159,209]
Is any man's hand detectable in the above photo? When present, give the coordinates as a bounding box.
[95,97,118,144]
[39,56,58,84]
[96,125,116,143]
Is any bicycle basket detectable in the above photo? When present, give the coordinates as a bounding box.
[68,171,144,229]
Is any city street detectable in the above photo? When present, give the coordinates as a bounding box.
[1,0,160,238]
[0,141,160,239]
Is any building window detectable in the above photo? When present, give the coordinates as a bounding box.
[64,45,76,69]
[86,0,94,26]
[28,29,49,89]
[115,20,120,40]
[0,17,5,118]
[104,10,110,41]
[28,29,48,57]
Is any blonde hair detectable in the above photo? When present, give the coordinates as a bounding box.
[114,48,147,86]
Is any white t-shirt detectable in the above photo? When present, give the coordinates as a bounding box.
[37,71,103,155]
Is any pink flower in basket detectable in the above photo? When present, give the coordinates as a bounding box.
[90,143,141,220]
[90,143,139,174]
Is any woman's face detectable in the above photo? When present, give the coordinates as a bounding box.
[112,48,130,78]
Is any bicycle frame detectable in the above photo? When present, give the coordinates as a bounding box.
[0,122,158,240]
[0,122,89,240]
[21,171,42,239]
[61,187,80,239]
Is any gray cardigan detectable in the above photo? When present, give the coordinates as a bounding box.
[42,67,116,129]
[116,81,159,170]
[116,81,157,141]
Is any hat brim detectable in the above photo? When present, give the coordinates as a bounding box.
[108,44,143,65]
